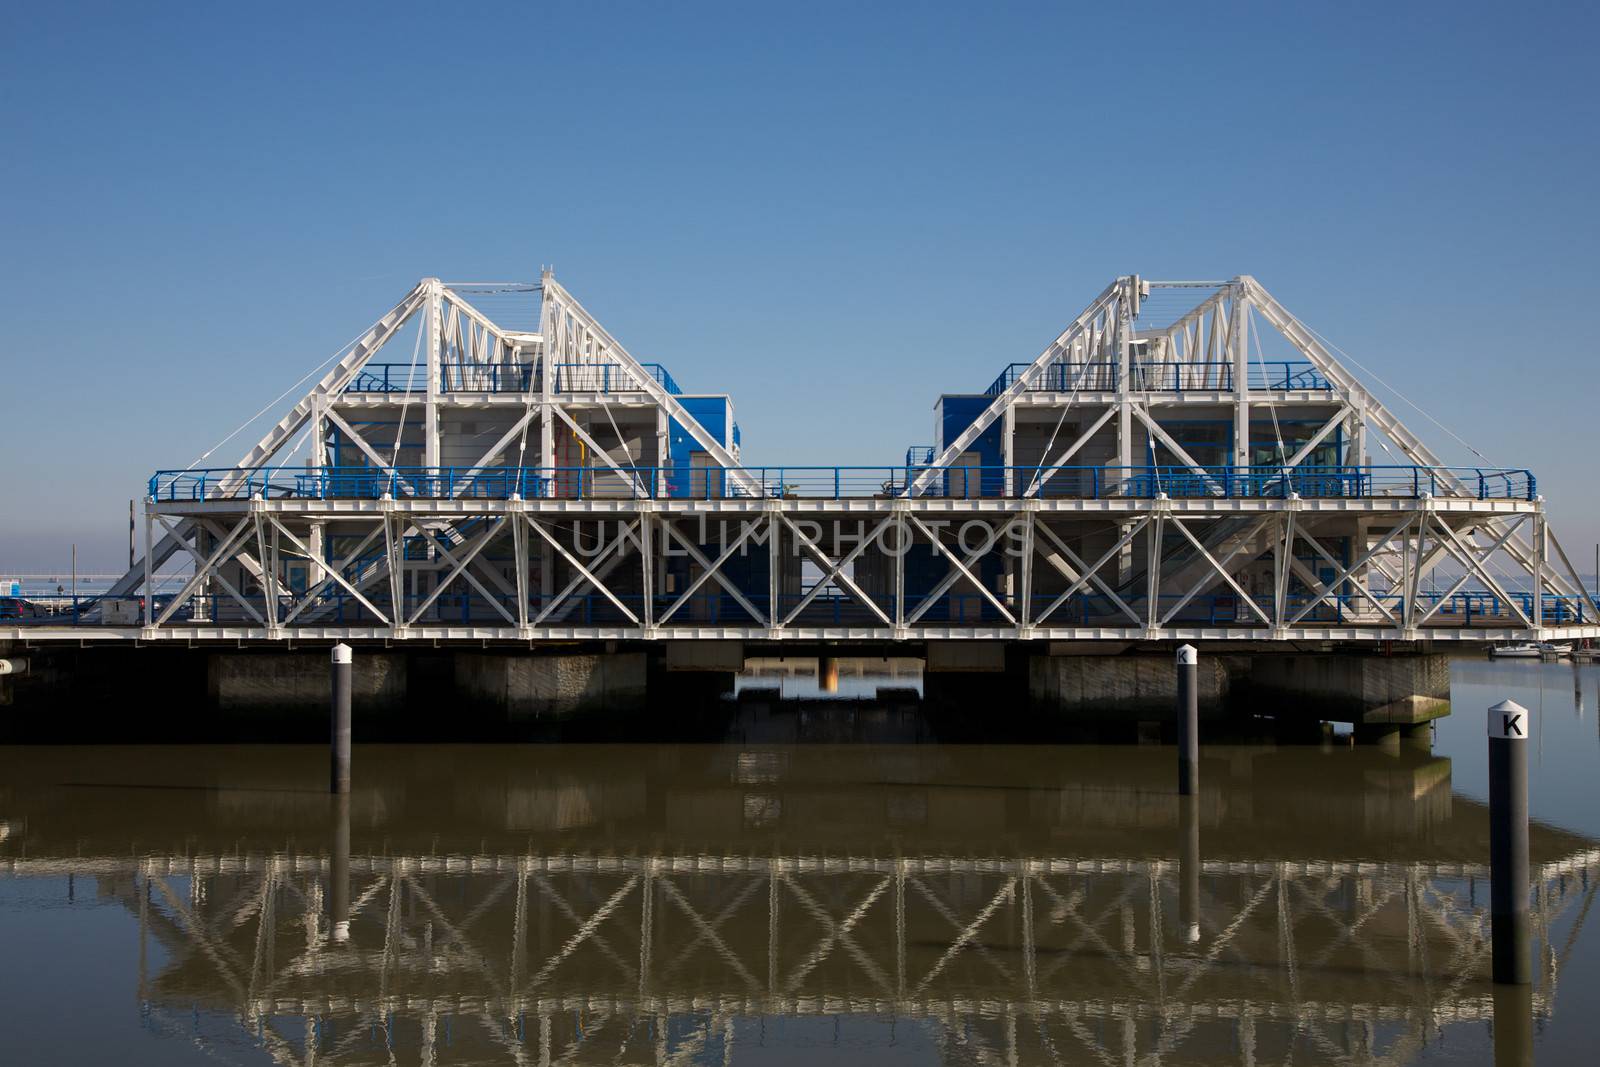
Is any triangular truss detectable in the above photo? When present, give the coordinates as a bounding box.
[113,274,753,595]
[911,274,1587,603]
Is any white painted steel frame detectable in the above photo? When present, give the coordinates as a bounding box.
[19,493,1590,645]
[97,271,1589,649]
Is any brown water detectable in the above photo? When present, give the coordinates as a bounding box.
[0,657,1597,1065]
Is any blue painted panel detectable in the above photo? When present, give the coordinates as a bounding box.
[935,396,1003,467]
[668,396,731,498]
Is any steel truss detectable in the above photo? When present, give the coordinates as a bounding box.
[55,270,1587,646]
[22,845,1597,1067]
[95,493,1597,642]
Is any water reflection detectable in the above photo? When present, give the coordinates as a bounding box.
[1,737,1597,1066]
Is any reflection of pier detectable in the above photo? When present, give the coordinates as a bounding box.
[1,745,1597,1065]
[19,843,1597,1066]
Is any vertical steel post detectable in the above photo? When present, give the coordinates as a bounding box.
[331,644,352,794]
[1177,644,1199,796]
[142,505,154,627]
[128,499,135,570]
[331,793,351,942]
[1488,698,1530,984]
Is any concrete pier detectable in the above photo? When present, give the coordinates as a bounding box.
[210,650,406,717]
[1244,652,1451,743]
[0,640,1463,743]
[1028,651,1243,720]
[455,651,649,721]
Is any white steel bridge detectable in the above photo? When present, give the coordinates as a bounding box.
[13,273,1595,645]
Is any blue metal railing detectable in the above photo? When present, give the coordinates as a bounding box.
[984,360,1331,396]
[344,361,681,395]
[552,362,684,395]
[17,587,1592,630]
[345,363,428,393]
[345,362,537,393]
[148,464,1536,503]
[644,363,682,395]
[440,362,535,392]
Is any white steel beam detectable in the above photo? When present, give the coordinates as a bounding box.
[913,279,1125,493]
[904,515,1023,626]
[525,516,640,624]
[780,515,892,627]
[658,518,768,625]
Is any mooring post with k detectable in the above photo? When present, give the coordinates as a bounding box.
[1488,698,1531,985]
[1177,644,1199,796]
[331,644,352,795]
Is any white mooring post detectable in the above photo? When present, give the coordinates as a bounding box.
[1177,644,1199,796]
[1488,699,1531,985]
[331,644,352,795]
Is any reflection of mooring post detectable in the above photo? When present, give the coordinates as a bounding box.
[1178,795,1200,944]
[1489,698,1531,985]
[331,643,352,794]
[1493,984,1534,1067]
[331,794,351,943]
[1177,644,1199,795]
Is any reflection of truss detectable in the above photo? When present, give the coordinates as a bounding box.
[16,847,1597,1066]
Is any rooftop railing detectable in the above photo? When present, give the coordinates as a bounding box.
[340,361,683,396]
[149,464,1536,503]
[553,362,683,395]
[983,360,1332,396]
[345,362,537,394]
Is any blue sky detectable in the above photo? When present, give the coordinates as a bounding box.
[2,1,1596,570]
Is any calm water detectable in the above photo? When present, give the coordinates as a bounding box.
[1,657,1597,1065]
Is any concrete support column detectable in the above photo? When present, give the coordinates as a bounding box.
[818,656,839,693]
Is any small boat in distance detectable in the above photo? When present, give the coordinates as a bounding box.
[1490,641,1573,658]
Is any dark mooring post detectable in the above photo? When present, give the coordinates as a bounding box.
[1489,698,1531,985]
[331,643,352,795]
[1177,644,1199,796]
